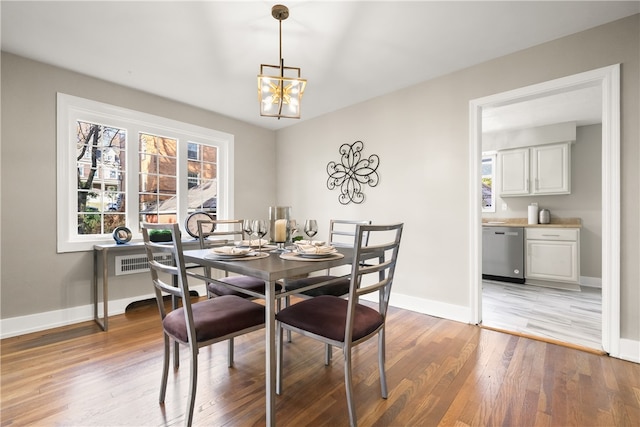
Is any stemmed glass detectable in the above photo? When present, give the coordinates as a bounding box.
[288,219,298,244]
[252,219,268,252]
[242,219,253,246]
[303,220,318,245]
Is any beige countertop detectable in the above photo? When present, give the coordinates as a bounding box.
[482,217,582,228]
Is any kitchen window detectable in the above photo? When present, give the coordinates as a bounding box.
[482,153,496,213]
[56,93,234,253]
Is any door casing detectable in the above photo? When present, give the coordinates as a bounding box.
[468,64,621,356]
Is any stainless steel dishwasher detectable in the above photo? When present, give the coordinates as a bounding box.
[482,226,525,284]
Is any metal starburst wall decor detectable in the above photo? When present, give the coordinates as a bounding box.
[326,140,380,205]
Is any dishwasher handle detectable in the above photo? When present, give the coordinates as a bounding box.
[493,231,520,236]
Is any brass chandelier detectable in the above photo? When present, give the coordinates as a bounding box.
[257,4,307,119]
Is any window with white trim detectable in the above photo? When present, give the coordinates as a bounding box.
[481,153,496,213]
[57,93,234,252]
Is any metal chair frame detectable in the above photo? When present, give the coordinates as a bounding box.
[141,222,264,427]
[276,223,403,427]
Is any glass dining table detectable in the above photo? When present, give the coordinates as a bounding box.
[182,246,354,426]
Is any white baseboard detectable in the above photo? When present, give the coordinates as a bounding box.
[0,284,207,339]
[580,276,602,288]
[1,304,95,339]
[619,338,640,363]
[361,291,470,324]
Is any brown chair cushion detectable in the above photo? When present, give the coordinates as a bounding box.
[163,295,264,343]
[208,275,282,297]
[276,295,383,342]
[285,275,350,297]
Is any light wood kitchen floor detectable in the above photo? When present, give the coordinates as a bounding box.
[482,280,602,351]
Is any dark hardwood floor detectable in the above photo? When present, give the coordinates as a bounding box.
[1,297,639,426]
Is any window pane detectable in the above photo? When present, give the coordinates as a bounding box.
[482,155,495,212]
[75,121,126,235]
[77,213,101,235]
[187,159,200,175]
[202,145,217,162]
[158,155,177,177]
[189,180,217,213]
[139,153,157,175]
[104,214,125,232]
[482,177,493,208]
[481,158,493,175]
[187,142,199,160]
[105,192,125,212]
[188,172,199,189]
[139,132,178,228]
[186,142,217,215]
[202,162,217,180]
[140,194,176,224]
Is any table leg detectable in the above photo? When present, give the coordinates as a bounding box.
[102,250,109,330]
[265,279,276,427]
[93,249,100,329]
[93,248,108,331]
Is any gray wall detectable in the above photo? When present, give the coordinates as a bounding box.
[1,53,277,317]
[483,124,602,278]
[274,15,639,341]
[1,15,638,346]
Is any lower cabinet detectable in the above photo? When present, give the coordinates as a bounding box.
[525,228,580,284]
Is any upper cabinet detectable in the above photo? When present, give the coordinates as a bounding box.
[498,142,571,197]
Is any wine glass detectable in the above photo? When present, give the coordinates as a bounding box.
[303,220,318,245]
[288,219,298,244]
[252,219,268,252]
[242,219,253,246]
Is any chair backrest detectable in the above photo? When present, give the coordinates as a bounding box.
[141,222,197,346]
[345,223,403,339]
[329,219,372,248]
[197,219,246,249]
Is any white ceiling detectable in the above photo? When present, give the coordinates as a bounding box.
[2,1,638,131]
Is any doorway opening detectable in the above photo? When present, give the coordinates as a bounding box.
[468,64,620,356]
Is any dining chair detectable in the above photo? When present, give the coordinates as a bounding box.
[141,222,265,427]
[276,223,403,427]
[197,219,282,299]
[285,219,372,298]
[284,219,372,357]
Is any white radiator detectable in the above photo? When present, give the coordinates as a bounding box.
[115,253,174,276]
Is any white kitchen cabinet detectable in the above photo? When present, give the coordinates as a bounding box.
[498,142,571,196]
[498,147,529,195]
[525,228,580,284]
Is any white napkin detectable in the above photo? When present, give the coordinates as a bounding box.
[238,239,269,247]
[297,240,326,246]
[295,244,336,254]
[212,246,251,255]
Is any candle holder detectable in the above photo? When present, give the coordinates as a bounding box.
[272,218,288,253]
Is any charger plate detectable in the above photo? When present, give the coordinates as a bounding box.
[279,252,344,262]
[204,252,270,261]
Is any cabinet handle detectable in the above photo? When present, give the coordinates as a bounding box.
[525,178,529,192]
[541,234,561,237]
